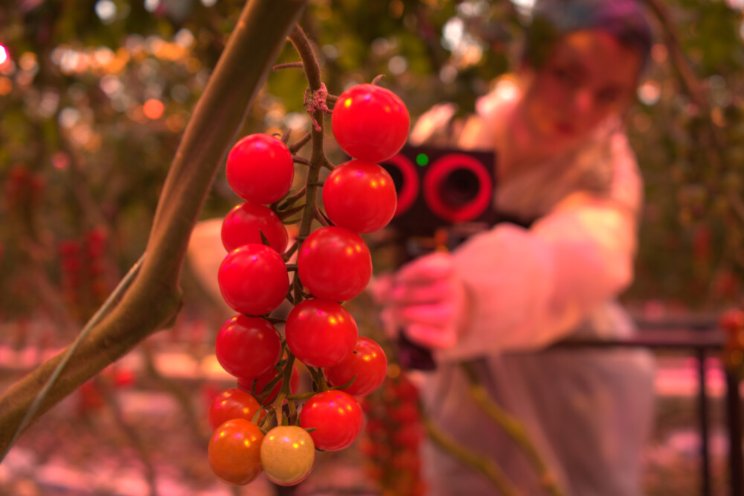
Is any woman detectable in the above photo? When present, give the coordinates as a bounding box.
[378,1,656,494]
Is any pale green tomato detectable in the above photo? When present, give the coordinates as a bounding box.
[260,425,315,486]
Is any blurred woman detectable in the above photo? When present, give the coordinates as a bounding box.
[377,1,656,494]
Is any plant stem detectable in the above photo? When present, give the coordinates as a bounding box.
[0,0,308,456]
[287,24,328,307]
[460,362,564,496]
[424,416,517,496]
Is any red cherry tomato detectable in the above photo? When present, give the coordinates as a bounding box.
[392,375,420,401]
[332,84,410,162]
[720,308,744,334]
[260,425,316,486]
[389,402,420,423]
[285,299,358,368]
[324,337,387,396]
[226,133,294,204]
[112,368,136,388]
[208,388,265,430]
[391,450,422,471]
[208,418,264,485]
[77,380,105,414]
[299,390,363,451]
[240,363,300,406]
[322,159,397,233]
[215,315,282,379]
[221,202,288,253]
[218,244,289,316]
[297,227,371,302]
[392,424,423,449]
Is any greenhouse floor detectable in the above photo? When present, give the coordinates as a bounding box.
[0,349,739,496]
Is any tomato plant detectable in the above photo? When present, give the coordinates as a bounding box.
[206,28,414,487]
[218,244,289,315]
[221,201,288,253]
[208,388,265,430]
[322,159,397,233]
[298,390,363,451]
[207,418,264,485]
[226,133,294,204]
[297,226,372,302]
[285,299,358,368]
[260,425,316,486]
[325,337,388,396]
[215,315,282,379]
[331,83,410,162]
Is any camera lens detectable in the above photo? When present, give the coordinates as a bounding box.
[438,168,480,208]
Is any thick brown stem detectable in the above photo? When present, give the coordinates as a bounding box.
[0,0,308,456]
[287,25,327,305]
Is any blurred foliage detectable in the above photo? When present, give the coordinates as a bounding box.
[0,0,743,330]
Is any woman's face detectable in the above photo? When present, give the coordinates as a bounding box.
[520,29,643,149]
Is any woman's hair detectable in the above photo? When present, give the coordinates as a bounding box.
[522,0,653,69]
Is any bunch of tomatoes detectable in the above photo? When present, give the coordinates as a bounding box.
[207,83,409,487]
[361,372,426,495]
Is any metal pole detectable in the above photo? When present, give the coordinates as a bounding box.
[696,349,712,496]
[725,369,743,496]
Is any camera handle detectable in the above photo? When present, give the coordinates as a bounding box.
[395,225,487,371]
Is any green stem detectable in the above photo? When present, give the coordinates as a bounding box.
[281,354,296,396]
[460,362,564,496]
[424,416,517,496]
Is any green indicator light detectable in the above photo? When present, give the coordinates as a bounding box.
[415,153,429,167]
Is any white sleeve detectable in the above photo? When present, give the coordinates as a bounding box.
[436,132,643,361]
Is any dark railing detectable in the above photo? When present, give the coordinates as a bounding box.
[552,320,742,496]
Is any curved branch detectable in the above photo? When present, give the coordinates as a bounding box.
[461,362,564,496]
[0,0,308,455]
[641,0,724,159]
[424,417,517,495]
[641,0,707,108]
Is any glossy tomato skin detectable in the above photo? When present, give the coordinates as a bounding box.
[208,388,265,430]
[218,244,288,316]
[208,418,264,485]
[221,202,288,253]
[285,299,358,368]
[325,337,388,396]
[299,390,363,451]
[260,425,315,486]
[322,159,397,233]
[332,84,410,162]
[226,134,294,204]
[297,227,371,302]
[215,315,281,379]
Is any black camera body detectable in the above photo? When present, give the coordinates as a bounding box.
[380,145,498,238]
[378,145,497,370]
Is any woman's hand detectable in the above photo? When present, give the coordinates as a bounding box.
[377,252,469,350]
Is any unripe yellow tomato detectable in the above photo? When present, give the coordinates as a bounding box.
[260,425,315,486]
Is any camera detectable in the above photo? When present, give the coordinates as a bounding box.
[380,145,498,238]
[378,145,498,370]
